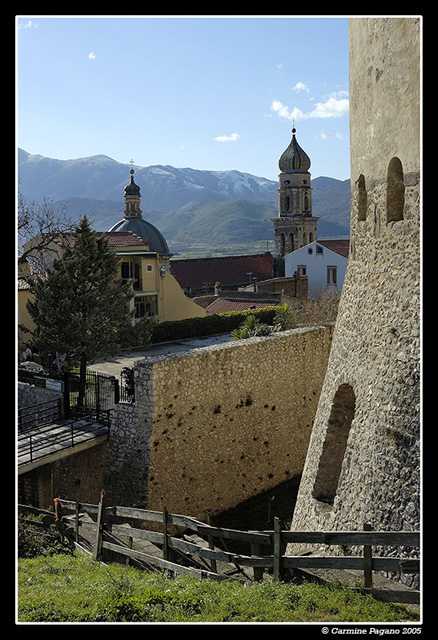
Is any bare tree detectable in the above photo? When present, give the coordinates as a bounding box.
[17,190,76,275]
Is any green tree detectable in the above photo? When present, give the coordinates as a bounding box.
[27,216,150,407]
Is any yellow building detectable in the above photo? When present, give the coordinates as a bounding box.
[106,168,205,323]
[17,169,205,347]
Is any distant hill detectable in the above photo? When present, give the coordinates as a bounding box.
[18,149,350,251]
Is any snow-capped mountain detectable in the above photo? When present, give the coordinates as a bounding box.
[18,149,278,211]
[17,149,351,242]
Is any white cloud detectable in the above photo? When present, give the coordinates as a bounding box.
[318,129,345,141]
[271,91,349,122]
[310,93,349,118]
[18,20,38,29]
[214,133,240,142]
[270,100,304,121]
[88,52,96,60]
[293,82,310,93]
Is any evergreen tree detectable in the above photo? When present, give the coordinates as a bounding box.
[27,216,150,406]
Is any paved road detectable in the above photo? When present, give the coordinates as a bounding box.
[88,334,231,377]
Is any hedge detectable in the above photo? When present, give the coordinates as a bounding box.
[151,306,282,344]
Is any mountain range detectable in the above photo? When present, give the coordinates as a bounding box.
[18,149,350,253]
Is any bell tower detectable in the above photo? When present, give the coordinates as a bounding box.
[272,127,319,260]
[124,168,142,219]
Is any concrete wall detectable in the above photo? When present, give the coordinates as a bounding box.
[285,242,348,298]
[105,325,334,519]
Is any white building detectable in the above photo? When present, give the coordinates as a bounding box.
[284,239,349,298]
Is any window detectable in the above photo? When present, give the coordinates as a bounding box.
[327,266,337,286]
[121,261,131,280]
[316,245,323,256]
[386,157,405,223]
[134,295,157,319]
[280,233,286,255]
[147,264,153,272]
[121,261,142,290]
[312,384,356,505]
[297,265,307,276]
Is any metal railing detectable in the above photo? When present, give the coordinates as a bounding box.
[17,416,110,466]
[18,398,62,434]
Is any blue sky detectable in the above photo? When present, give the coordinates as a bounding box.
[16,15,350,182]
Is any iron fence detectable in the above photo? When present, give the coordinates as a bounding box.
[18,366,136,426]
[18,398,62,433]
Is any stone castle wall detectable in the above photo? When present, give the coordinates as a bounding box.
[289,18,421,586]
[105,325,334,518]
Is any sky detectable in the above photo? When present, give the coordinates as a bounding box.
[16,15,351,182]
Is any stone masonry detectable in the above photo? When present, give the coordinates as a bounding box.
[105,325,334,519]
[289,18,421,587]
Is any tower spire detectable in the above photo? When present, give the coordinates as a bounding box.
[124,166,142,219]
[272,126,318,265]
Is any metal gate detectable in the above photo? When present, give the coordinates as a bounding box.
[65,370,118,424]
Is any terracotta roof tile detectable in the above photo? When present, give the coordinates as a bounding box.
[96,231,147,248]
[61,230,147,249]
[170,253,274,290]
[318,239,350,258]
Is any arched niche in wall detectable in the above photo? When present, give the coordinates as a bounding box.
[312,383,356,505]
[386,157,405,223]
[357,174,367,222]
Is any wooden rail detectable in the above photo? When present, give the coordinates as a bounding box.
[18,495,420,605]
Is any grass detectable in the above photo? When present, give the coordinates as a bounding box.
[17,552,420,623]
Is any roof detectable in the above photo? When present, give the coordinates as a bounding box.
[95,231,146,248]
[205,297,279,316]
[279,127,311,172]
[60,230,147,249]
[317,239,350,258]
[170,253,274,290]
[108,217,170,255]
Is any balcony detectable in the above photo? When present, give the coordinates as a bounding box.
[121,277,143,291]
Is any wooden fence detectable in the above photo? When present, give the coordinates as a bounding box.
[18,493,420,605]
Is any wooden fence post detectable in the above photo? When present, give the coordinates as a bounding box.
[53,497,62,521]
[250,541,263,582]
[363,522,373,588]
[74,500,80,542]
[273,517,282,581]
[94,490,105,562]
[204,510,217,574]
[162,506,169,561]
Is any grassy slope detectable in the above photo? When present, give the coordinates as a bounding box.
[17,553,419,623]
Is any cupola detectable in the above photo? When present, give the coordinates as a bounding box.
[279,127,311,172]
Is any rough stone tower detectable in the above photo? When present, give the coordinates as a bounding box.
[289,17,421,584]
[272,127,319,258]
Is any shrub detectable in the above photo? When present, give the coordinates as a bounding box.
[151,306,281,343]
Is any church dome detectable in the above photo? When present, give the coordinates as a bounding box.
[279,127,311,172]
[108,217,171,255]
[124,170,141,196]
[108,167,171,255]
